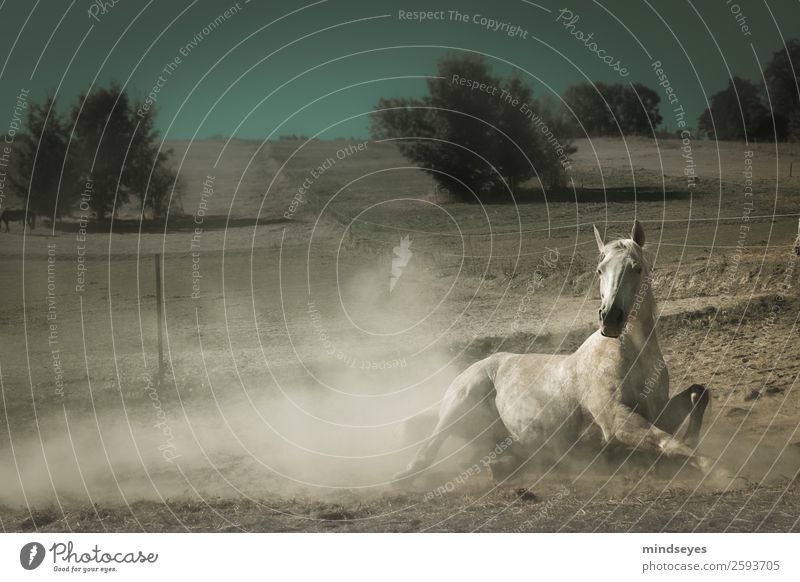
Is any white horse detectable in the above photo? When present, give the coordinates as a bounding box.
[396,220,712,482]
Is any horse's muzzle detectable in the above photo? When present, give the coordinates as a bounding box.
[599,305,625,338]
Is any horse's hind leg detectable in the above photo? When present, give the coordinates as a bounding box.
[393,421,450,483]
[393,362,497,483]
[482,438,530,483]
[656,384,710,447]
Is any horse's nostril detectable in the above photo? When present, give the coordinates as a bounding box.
[601,306,624,329]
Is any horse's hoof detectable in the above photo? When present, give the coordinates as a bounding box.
[391,469,417,488]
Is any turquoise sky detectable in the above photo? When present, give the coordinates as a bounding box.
[1,0,798,139]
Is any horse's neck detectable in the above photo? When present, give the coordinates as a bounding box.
[624,285,662,357]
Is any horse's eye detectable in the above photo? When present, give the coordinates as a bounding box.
[596,269,601,276]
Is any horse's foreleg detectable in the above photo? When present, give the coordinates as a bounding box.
[594,401,711,474]
[656,384,709,447]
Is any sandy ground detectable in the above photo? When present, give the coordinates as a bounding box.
[2,137,800,532]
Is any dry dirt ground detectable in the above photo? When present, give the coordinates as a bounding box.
[2,137,800,532]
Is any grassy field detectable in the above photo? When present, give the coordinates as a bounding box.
[2,136,800,532]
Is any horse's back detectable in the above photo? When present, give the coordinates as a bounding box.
[494,352,569,398]
[490,352,581,445]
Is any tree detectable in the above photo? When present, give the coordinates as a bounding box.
[8,95,76,221]
[697,77,771,141]
[764,39,800,141]
[561,83,614,136]
[607,83,663,135]
[69,83,177,220]
[493,74,559,191]
[371,54,570,200]
[129,104,181,219]
[535,92,573,139]
[562,82,662,137]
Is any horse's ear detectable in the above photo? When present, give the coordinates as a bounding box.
[631,220,645,247]
[593,225,605,253]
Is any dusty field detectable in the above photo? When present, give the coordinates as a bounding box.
[2,136,800,532]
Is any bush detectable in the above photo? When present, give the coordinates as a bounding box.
[697,77,771,141]
[561,82,662,137]
[370,54,572,201]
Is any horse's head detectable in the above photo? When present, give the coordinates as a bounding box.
[592,220,649,338]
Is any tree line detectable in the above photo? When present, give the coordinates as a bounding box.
[698,40,800,141]
[5,83,179,225]
[562,40,800,141]
[372,42,800,201]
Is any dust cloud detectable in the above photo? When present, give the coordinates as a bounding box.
[0,260,470,507]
